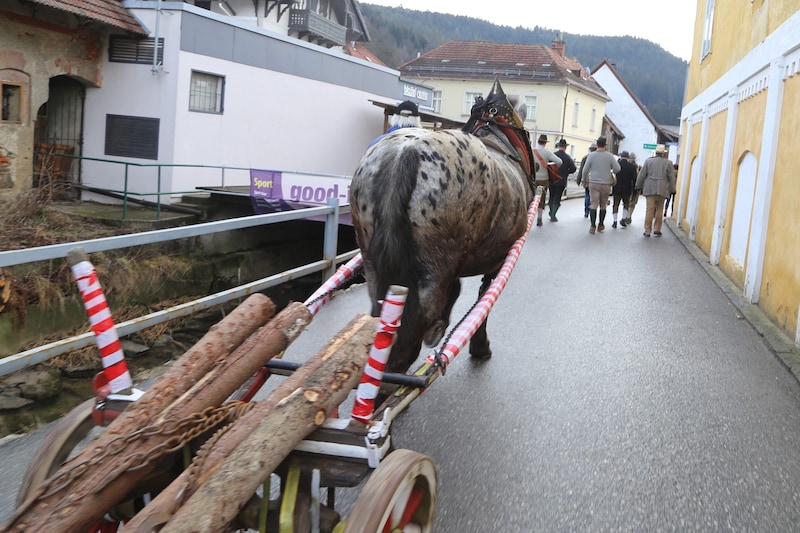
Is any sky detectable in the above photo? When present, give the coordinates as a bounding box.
[364,0,699,62]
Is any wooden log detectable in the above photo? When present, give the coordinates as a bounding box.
[2,298,317,533]
[157,314,378,533]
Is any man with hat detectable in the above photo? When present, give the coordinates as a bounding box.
[577,142,597,217]
[368,100,421,147]
[581,136,620,234]
[634,144,676,237]
[550,138,576,222]
[610,151,637,228]
[532,134,562,226]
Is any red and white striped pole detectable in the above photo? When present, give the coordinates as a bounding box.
[304,253,363,316]
[68,247,133,394]
[351,285,408,423]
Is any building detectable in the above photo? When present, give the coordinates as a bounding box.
[398,39,610,162]
[678,1,800,346]
[591,60,679,163]
[0,0,438,205]
[0,0,147,195]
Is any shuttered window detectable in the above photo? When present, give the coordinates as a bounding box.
[109,36,164,65]
[105,114,160,160]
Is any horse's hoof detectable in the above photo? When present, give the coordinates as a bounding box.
[424,321,447,347]
[536,219,543,227]
[470,346,492,360]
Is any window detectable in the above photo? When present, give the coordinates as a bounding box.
[571,100,579,128]
[701,0,715,59]
[1,82,21,122]
[590,107,597,132]
[109,36,164,65]
[105,114,160,160]
[190,71,225,114]
[524,94,537,121]
[463,91,482,115]
[432,89,442,113]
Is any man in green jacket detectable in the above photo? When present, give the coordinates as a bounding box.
[635,144,677,237]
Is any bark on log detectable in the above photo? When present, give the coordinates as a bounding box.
[156,314,378,533]
[2,297,317,533]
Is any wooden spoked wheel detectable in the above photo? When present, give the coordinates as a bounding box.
[16,397,97,507]
[15,398,122,533]
[345,449,437,533]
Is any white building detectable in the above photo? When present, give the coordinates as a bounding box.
[591,60,678,162]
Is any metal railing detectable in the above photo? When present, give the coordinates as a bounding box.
[0,198,357,377]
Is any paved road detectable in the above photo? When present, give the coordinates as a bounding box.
[4,194,800,531]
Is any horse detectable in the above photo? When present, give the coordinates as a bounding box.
[349,78,538,376]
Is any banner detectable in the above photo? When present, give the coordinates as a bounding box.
[250,169,352,225]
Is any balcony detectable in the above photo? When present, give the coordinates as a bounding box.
[288,8,346,48]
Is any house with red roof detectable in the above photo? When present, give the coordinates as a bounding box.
[398,38,610,161]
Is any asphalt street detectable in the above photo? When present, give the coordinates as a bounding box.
[3,191,800,531]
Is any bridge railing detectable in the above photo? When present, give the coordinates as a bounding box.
[0,198,357,377]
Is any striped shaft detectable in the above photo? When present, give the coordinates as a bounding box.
[426,196,540,368]
[351,286,408,423]
[71,259,132,393]
[304,254,364,316]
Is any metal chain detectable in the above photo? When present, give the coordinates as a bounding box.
[432,294,482,375]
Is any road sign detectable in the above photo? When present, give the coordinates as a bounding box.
[643,143,658,149]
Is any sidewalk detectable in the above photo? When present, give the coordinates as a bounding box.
[666,217,800,384]
[559,179,800,383]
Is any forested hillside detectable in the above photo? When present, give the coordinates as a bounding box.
[359,4,687,126]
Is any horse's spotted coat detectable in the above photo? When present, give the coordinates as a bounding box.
[350,126,533,375]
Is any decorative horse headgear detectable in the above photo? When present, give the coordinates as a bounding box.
[462,78,536,183]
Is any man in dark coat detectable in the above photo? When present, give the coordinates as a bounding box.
[611,151,637,228]
[550,138,577,222]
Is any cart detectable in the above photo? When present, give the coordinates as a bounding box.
[4,196,540,533]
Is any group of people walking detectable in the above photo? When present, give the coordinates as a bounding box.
[540,135,677,237]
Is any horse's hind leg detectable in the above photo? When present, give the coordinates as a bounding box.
[469,274,494,360]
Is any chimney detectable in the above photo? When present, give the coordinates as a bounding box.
[551,38,565,57]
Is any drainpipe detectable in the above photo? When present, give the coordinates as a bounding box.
[152,0,162,74]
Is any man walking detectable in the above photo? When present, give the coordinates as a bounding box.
[635,144,677,237]
[532,134,562,227]
[611,151,637,228]
[576,142,596,218]
[550,138,576,222]
[581,136,619,234]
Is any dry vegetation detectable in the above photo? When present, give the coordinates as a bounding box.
[1,186,199,370]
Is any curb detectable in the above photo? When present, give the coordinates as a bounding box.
[665,218,800,384]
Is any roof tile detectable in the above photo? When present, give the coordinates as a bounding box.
[27,0,147,35]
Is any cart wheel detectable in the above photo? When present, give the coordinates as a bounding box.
[16,397,96,506]
[345,449,437,533]
[15,398,123,533]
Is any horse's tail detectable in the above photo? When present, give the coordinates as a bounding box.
[370,145,419,292]
[368,146,423,366]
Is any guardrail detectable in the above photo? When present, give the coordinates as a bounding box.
[0,198,357,377]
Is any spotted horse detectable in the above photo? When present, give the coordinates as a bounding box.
[349,78,538,376]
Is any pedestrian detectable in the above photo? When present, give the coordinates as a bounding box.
[550,138,576,222]
[368,100,421,147]
[626,152,641,225]
[532,134,563,226]
[635,144,677,237]
[664,164,678,217]
[581,136,620,234]
[576,143,596,218]
[611,151,637,228]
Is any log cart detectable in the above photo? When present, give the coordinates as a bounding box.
[3,198,539,533]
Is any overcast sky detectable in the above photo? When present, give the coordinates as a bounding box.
[363,0,698,62]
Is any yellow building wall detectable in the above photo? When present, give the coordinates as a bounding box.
[718,91,766,288]
[686,1,800,101]
[759,74,800,336]
[694,112,725,253]
[677,121,703,231]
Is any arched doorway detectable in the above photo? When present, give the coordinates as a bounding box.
[33,76,85,199]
